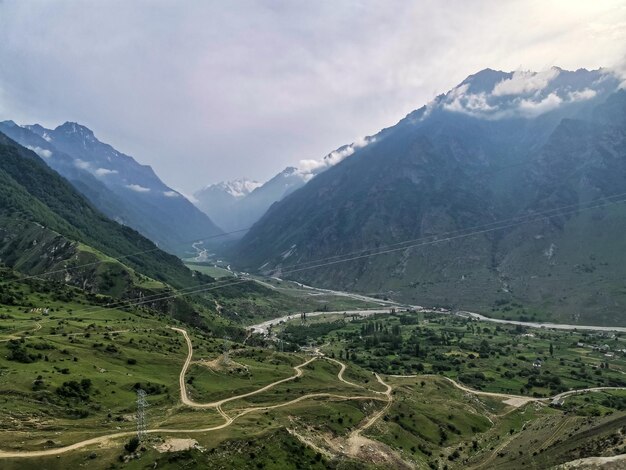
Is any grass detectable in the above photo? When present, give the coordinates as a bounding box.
[274,311,626,396]
[3,279,626,469]
[184,262,235,279]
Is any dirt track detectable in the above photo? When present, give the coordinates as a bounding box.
[2,327,624,460]
[0,327,386,459]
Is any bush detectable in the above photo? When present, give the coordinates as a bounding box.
[125,436,140,453]
[56,379,92,401]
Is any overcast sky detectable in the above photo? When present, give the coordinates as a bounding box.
[1,1,625,193]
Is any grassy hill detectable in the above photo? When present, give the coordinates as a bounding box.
[2,298,626,469]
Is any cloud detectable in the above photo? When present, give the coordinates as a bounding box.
[163,190,180,197]
[517,92,563,117]
[0,2,625,191]
[25,145,52,158]
[94,167,118,176]
[126,183,150,193]
[74,158,90,170]
[439,67,617,119]
[492,68,560,96]
[442,84,498,115]
[567,88,597,102]
[296,136,376,181]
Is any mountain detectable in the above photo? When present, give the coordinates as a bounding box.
[233,67,626,325]
[0,130,192,291]
[0,130,289,331]
[0,121,223,256]
[193,178,261,232]
[194,138,376,233]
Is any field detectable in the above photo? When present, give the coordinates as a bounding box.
[2,279,626,469]
[275,311,626,396]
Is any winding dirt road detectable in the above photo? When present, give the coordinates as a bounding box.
[0,327,386,459]
[2,326,623,460]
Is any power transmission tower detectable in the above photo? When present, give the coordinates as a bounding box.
[221,336,231,366]
[136,389,148,441]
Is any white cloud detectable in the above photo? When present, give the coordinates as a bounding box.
[94,167,118,176]
[74,159,90,170]
[567,88,597,102]
[517,93,563,117]
[1,2,625,191]
[442,84,498,115]
[492,68,560,96]
[163,190,180,197]
[297,158,326,174]
[126,183,151,193]
[25,145,52,158]
[296,136,376,181]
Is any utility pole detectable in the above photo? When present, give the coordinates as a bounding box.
[136,389,148,441]
[222,336,231,366]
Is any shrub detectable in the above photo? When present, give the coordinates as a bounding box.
[125,436,140,453]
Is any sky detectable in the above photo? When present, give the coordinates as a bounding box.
[0,1,625,193]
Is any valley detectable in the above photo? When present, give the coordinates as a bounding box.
[0,12,625,467]
[2,268,626,469]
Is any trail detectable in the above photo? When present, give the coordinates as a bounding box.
[352,374,392,433]
[390,375,626,408]
[345,373,394,459]
[249,308,397,335]
[5,326,622,461]
[0,327,384,459]
[324,356,367,390]
[172,326,318,408]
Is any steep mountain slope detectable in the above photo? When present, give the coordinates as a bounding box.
[0,121,223,256]
[0,130,310,330]
[233,68,626,325]
[0,131,203,291]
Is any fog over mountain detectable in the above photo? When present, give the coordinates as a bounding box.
[1,1,624,191]
[0,120,223,255]
[233,67,626,325]
[193,136,376,233]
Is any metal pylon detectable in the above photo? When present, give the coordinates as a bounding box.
[136,389,148,440]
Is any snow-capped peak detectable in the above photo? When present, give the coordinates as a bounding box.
[205,178,262,198]
[423,67,621,120]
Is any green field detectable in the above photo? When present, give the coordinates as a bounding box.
[2,278,626,469]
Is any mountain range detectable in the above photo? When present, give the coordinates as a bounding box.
[193,137,376,234]
[0,121,223,256]
[232,67,626,325]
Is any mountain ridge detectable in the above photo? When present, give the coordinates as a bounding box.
[231,67,626,325]
[0,121,224,255]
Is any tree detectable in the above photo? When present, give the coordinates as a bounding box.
[549,343,554,357]
[125,436,140,453]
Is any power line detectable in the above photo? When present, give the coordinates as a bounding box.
[5,226,251,285]
[279,191,626,271]
[56,193,626,319]
[3,148,583,287]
